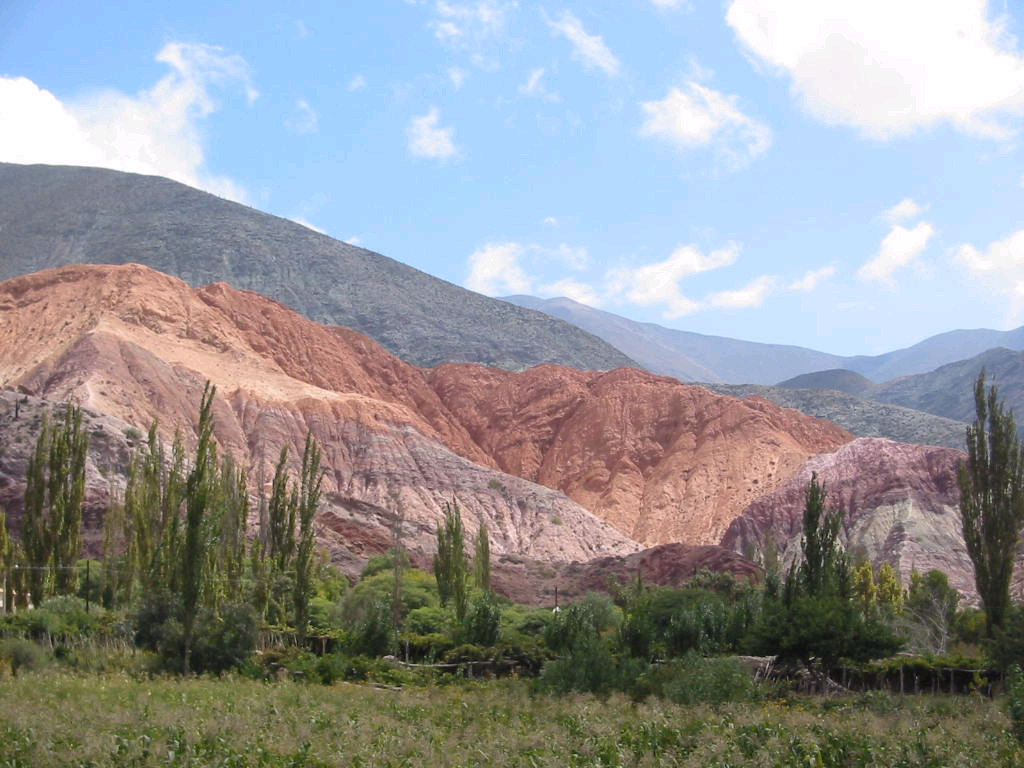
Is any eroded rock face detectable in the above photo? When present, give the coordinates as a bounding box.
[427,364,853,546]
[721,438,978,600]
[0,265,639,570]
[0,263,853,575]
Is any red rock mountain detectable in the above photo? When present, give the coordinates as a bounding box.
[427,364,852,545]
[0,264,853,577]
[721,438,977,599]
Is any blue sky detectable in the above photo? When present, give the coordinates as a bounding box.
[2,1,1024,356]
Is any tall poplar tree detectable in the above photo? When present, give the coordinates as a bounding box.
[958,370,1024,636]
[434,500,468,621]
[182,383,217,675]
[22,404,88,603]
[474,520,491,594]
[292,432,323,642]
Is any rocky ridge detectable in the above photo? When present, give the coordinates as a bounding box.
[721,438,975,599]
[0,264,856,567]
[0,163,636,372]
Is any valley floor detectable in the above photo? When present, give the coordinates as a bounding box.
[0,673,1021,767]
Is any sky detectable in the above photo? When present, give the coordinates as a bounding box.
[2,1,1024,357]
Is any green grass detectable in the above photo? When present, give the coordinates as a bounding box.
[0,672,1022,767]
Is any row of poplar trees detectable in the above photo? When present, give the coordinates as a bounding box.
[2,384,325,673]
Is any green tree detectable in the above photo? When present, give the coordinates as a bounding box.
[958,370,1024,636]
[851,560,876,616]
[794,472,848,599]
[0,510,11,614]
[267,446,296,573]
[474,520,491,593]
[292,432,323,643]
[750,474,900,677]
[182,383,217,675]
[123,424,187,598]
[434,500,468,622]
[899,569,960,655]
[22,404,89,603]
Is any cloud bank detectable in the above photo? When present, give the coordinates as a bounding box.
[0,42,255,202]
[727,0,1024,139]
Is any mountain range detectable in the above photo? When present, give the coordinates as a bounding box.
[0,162,1017,605]
[0,263,857,593]
[0,163,633,373]
[504,294,1024,386]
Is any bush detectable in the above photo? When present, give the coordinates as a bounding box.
[2,596,99,641]
[133,596,257,674]
[1005,665,1024,746]
[407,606,448,636]
[191,602,258,674]
[537,637,646,698]
[643,652,766,706]
[0,638,47,676]
[462,593,501,646]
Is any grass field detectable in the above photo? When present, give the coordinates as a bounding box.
[1,672,1022,767]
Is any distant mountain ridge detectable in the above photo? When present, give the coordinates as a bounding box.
[703,383,967,450]
[871,347,1024,426]
[0,163,635,372]
[504,294,1024,385]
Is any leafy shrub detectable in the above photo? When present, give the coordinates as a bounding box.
[642,652,766,706]
[406,606,448,635]
[2,596,99,641]
[133,595,257,674]
[1004,664,1024,746]
[402,631,454,662]
[544,594,620,654]
[462,593,501,646]
[346,599,392,657]
[0,638,46,676]
[537,637,646,697]
[190,602,258,674]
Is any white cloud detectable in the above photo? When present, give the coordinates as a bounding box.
[605,242,739,317]
[466,242,534,295]
[542,216,558,227]
[347,75,367,91]
[285,99,318,134]
[448,68,467,89]
[548,11,621,77]
[651,0,692,9]
[518,67,559,101]
[520,68,545,95]
[290,216,326,234]
[640,82,772,170]
[539,278,603,306]
[956,229,1024,322]
[431,1,508,46]
[408,108,458,159]
[550,243,589,270]
[709,274,778,308]
[726,0,1024,139]
[344,235,362,246]
[789,265,837,292]
[434,20,462,40]
[858,221,935,283]
[0,42,255,202]
[883,198,927,223]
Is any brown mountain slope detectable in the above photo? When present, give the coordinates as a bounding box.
[0,264,852,563]
[720,438,978,599]
[427,364,853,546]
[0,265,636,568]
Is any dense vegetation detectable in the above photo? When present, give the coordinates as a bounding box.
[2,674,1023,768]
[4,374,1024,764]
